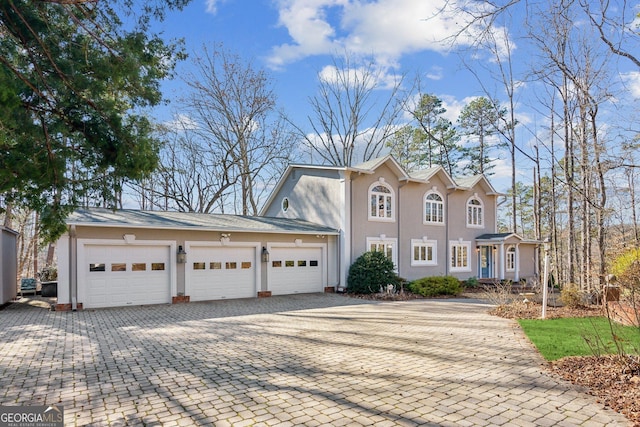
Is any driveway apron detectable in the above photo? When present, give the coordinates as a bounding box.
[0,295,631,426]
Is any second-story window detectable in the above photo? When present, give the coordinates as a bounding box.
[466,196,484,228]
[369,182,394,221]
[424,191,444,224]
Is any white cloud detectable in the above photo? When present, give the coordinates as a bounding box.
[267,0,489,69]
[622,71,640,99]
[425,66,444,81]
[205,0,227,14]
[163,114,199,132]
[317,63,402,91]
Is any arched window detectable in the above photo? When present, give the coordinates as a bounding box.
[424,191,444,224]
[466,196,484,227]
[369,182,394,221]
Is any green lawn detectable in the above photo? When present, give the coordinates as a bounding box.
[518,316,640,361]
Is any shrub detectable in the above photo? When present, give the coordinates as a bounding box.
[610,247,640,278]
[560,283,583,308]
[347,251,399,294]
[465,276,479,288]
[611,248,640,302]
[409,276,463,297]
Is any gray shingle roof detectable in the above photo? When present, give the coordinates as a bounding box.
[67,208,339,235]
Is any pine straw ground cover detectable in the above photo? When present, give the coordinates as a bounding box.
[491,302,640,426]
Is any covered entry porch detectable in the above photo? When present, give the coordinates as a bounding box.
[475,233,540,283]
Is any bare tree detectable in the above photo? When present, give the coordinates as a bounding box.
[580,0,640,68]
[294,53,406,166]
[137,45,297,215]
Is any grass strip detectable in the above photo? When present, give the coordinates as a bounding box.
[518,316,639,361]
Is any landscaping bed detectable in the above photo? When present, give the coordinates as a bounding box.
[345,289,640,425]
[492,301,640,426]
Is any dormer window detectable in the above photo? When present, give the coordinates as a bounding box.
[466,196,484,228]
[424,191,444,224]
[369,182,395,221]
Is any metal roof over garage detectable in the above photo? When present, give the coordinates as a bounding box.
[67,208,340,235]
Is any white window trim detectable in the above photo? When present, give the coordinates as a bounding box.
[423,190,445,226]
[366,237,398,270]
[449,240,472,272]
[411,239,438,266]
[506,246,516,272]
[368,181,395,222]
[466,196,484,229]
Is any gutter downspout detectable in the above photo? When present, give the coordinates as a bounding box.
[69,225,77,311]
[397,181,409,278]
[445,189,455,276]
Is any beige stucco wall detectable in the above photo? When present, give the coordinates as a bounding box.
[348,163,500,281]
[350,164,400,262]
[399,176,449,279]
[59,225,336,306]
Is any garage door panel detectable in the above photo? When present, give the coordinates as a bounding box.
[188,246,256,301]
[83,244,171,308]
[269,247,323,295]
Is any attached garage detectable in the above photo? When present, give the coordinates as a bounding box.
[185,243,258,301]
[78,241,173,308]
[268,245,325,295]
[56,208,338,310]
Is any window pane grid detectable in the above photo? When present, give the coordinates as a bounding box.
[369,184,394,219]
[425,193,444,223]
[467,198,483,227]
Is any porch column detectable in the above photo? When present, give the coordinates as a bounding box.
[499,242,505,280]
[514,243,520,282]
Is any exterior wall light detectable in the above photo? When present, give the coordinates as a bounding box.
[261,247,270,263]
[177,245,187,264]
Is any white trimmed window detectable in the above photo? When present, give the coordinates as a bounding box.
[424,191,444,224]
[466,196,484,228]
[450,241,471,272]
[506,246,516,271]
[367,237,397,270]
[369,182,395,221]
[411,239,437,266]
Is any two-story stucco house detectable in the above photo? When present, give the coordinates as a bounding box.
[260,155,540,291]
[54,155,538,310]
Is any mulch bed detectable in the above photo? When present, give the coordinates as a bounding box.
[344,292,640,425]
[490,301,640,427]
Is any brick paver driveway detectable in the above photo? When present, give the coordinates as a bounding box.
[0,295,630,426]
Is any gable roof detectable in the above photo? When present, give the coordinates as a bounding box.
[67,208,339,235]
[454,175,502,196]
[476,233,541,245]
[409,165,457,188]
[259,155,503,215]
[352,155,411,180]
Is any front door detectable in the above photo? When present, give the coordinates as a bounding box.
[480,246,492,278]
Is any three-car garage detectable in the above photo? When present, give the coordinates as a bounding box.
[56,209,338,310]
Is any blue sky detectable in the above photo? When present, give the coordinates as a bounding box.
[148,0,640,193]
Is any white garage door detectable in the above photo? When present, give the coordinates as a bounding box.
[83,244,171,308]
[268,247,323,295]
[187,246,256,301]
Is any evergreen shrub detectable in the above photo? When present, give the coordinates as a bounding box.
[347,251,399,294]
[409,276,463,297]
